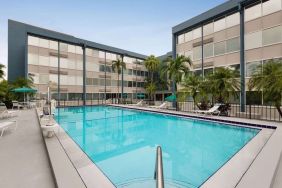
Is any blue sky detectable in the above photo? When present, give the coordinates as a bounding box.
[0,0,226,75]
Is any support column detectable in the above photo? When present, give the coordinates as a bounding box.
[57,41,61,106]
[104,51,107,104]
[172,34,177,107]
[239,4,246,112]
[82,44,86,106]
[201,25,204,78]
[121,55,124,104]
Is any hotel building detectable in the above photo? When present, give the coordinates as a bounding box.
[8,20,148,106]
[173,0,282,110]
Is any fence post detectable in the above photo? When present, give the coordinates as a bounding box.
[249,104,252,119]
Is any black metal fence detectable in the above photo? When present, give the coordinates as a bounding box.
[178,101,282,122]
[57,96,137,107]
[55,98,282,122]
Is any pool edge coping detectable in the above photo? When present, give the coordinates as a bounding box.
[36,108,116,188]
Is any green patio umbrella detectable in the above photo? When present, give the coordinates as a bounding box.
[137,93,145,99]
[165,94,177,102]
[11,87,37,102]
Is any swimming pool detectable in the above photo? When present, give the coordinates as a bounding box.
[55,106,259,188]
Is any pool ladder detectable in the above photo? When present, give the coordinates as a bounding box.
[154,146,164,188]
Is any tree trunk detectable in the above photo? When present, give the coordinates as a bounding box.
[172,79,176,108]
[117,74,119,104]
[275,105,282,118]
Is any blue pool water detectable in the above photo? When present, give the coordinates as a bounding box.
[55,106,259,187]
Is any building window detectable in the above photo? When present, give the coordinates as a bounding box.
[75,46,83,55]
[99,79,105,86]
[185,50,193,59]
[184,31,193,42]
[106,66,111,73]
[214,17,226,32]
[93,78,99,85]
[194,69,202,77]
[178,34,184,44]
[60,43,68,52]
[68,45,76,53]
[49,41,58,50]
[60,58,68,69]
[99,51,105,59]
[86,48,93,56]
[204,68,213,76]
[39,56,49,66]
[68,60,76,69]
[59,75,68,85]
[65,76,75,86]
[203,23,213,36]
[86,78,92,85]
[50,56,59,68]
[28,36,39,46]
[262,0,281,16]
[245,31,262,50]
[226,37,240,53]
[203,43,214,58]
[31,73,39,84]
[246,61,262,77]
[262,26,282,46]
[76,76,83,86]
[39,74,49,84]
[226,12,240,28]
[214,41,226,56]
[193,46,202,60]
[28,54,38,65]
[76,58,83,70]
[245,3,262,22]
[106,79,111,86]
[99,65,105,72]
[193,27,202,40]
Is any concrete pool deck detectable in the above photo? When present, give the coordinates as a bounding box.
[0,109,55,188]
[1,106,281,188]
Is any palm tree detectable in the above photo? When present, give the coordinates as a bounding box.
[162,55,191,95]
[0,64,5,79]
[144,55,160,83]
[179,73,212,110]
[207,67,240,104]
[112,58,126,103]
[249,59,282,117]
[12,76,34,88]
[180,74,201,105]
[145,82,156,101]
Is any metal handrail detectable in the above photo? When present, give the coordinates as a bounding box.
[154,146,164,188]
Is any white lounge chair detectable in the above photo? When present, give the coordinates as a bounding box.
[0,104,18,119]
[0,120,17,137]
[149,102,167,109]
[195,104,221,116]
[12,101,23,110]
[128,100,143,106]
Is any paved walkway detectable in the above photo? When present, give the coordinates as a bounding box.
[0,109,55,188]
